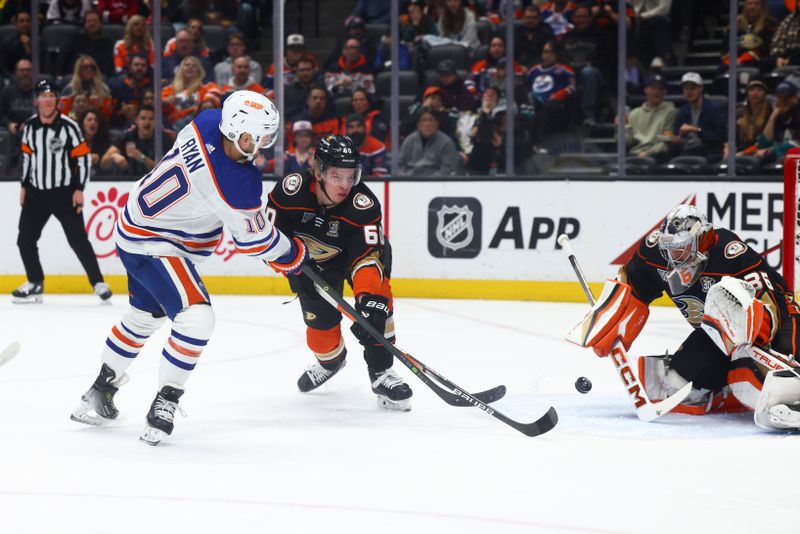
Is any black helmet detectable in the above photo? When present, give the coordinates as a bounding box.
[34,79,59,97]
[315,134,361,184]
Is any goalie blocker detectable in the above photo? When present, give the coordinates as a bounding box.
[571,204,800,429]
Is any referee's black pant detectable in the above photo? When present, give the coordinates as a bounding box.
[17,186,104,286]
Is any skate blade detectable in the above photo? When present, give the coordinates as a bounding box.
[70,411,111,426]
[376,395,411,412]
[12,295,43,304]
[140,425,168,446]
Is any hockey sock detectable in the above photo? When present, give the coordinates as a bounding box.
[159,304,215,388]
[102,306,166,378]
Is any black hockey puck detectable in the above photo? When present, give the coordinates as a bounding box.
[575,376,592,394]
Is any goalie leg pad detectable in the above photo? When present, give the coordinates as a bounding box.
[701,276,767,357]
[566,279,649,357]
[754,369,800,429]
[726,357,766,411]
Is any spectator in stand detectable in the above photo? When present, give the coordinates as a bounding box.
[624,73,675,162]
[398,107,460,176]
[722,0,778,69]
[1,11,31,78]
[96,0,138,24]
[562,3,614,126]
[324,16,380,72]
[466,36,526,97]
[352,0,390,23]
[770,5,800,67]
[402,86,457,143]
[466,86,503,174]
[284,120,316,174]
[287,85,341,146]
[373,30,412,73]
[515,4,555,68]
[215,32,263,87]
[285,58,323,120]
[0,59,34,137]
[60,56,114,122]
[139,0,182,23]
[401,0,438,43]
[57,10,116,79]
[162,29,215,83]
[46,0,91,25]
[141,88,155,109]
[68,92,91,120]
[113,14,155,73]
[671,72,727,162]
[631,0,673,66]
[435,59,478,111]
[592,0,635,34]
[487,58,531,107]
[165,17,210,60]
[755,80,800,161]
[527,39,576,148]
[349,88,388,144]
[110,52,151,128]
[345,113,388,176]
[161,56,221,131]
[78,109,111,170]
[220,57,267,96]
[437,0,480,48]
[324,38,375,96]
[264,34,319,90]
[725,78,772,159]
[101,105,175,175]
[541,0,576,37]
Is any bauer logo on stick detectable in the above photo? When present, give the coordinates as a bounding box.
[428,197,482,259]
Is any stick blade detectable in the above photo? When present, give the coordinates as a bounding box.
[516,406,559,437]
[635,381,693,422]
[0,341,20,368]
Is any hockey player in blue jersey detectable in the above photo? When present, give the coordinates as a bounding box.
[70,90,309,445]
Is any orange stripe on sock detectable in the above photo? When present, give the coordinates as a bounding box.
[168,338,202,357]
[112,325,144,348]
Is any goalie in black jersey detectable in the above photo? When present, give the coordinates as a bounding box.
[571,204,800,429]
[267,135,413,411]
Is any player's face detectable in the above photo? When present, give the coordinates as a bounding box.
[320,166,357,202]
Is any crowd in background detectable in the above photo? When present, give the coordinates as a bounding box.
[1,0,800,177]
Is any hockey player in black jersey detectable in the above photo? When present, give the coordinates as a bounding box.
[267,135,413,411]
[570,204,800,429]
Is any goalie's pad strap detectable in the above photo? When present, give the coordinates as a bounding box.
[566,279,649,357]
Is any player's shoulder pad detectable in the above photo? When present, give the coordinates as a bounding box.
[712,228,751,260]
[349,182,382,219]
[269,170,312,205]
[215,165,263,210]
[635,228,667,265]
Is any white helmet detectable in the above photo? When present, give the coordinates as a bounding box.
[219,90,280,161]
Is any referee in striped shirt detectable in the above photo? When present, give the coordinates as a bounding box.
[13,80,112,304]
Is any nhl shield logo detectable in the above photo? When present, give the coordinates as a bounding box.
[436,205,474,251]
[428,197,482,258]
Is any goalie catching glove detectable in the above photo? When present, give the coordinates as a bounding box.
[268,236,309,276]
[701,276,774,357]
[350,294,390,346]
[566,279,649,357]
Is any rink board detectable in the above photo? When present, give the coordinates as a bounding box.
[0,180,783,300]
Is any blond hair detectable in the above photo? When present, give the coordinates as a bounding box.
[173,56,205,94]
[124,15,153,54]
[70,55,110,98]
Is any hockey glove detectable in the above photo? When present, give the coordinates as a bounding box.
[350,294,390,347]
[565,279,649,357]
[701,276,775,357]
[268,236,309,276]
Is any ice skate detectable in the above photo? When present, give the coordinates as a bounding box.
[140,384,185,445]
[297,358,346,392]
[93,282,113,302]
[768,402,800,429]
[370,368,412,412]
[12,281,43,304]
[70,363,129,426]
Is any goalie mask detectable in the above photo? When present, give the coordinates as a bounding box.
[658,204,716,294]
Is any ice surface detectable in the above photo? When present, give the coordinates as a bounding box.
[0,295,797,533]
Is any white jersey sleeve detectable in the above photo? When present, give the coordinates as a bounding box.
[115,109,292,263]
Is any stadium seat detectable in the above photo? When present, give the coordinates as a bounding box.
[203,25,228,56]
[42,25,79,74]
[714,155,761,175]
[659,156,712,175]
[422,69,439,88]
[0,24,17,44]
[496,20,523,37]
[625,156,657,175]
[473,44,489,62]
[426,44,470,72]
[476,18,494,45]
[333,96,352,117]
[365,23,388,45]
[104,24,125,43]
[375,71,419,97]
[382,95,416,123]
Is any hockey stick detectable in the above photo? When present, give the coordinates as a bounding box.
[558,234,693,421]
[0,341,20,368]
[304,267,557,437]
[751,346,800,377]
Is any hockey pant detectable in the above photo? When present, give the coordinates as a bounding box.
[291,272,395,372]
[101,248,215,388]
